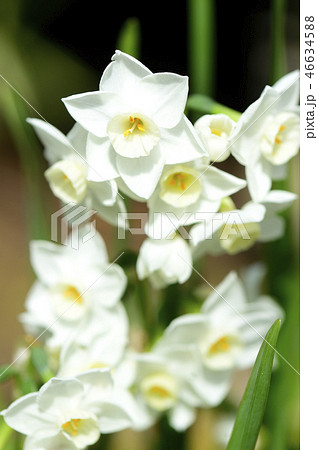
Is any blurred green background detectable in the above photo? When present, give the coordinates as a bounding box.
[0,0,299,448]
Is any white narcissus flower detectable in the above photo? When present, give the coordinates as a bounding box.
[145,159,246,239]
[57,316,128,377]
[230,71,300,202]
[27,118,126,228]
[190,189,296,257]
[194,114,236,162]
[62,50,207,199]
[156,271,283,407]
[136,234,192,289]
[118,347,208,432]
[190,201,266,257]
[1,369,132,449]
[20,226,127,350]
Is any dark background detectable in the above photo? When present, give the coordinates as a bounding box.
[22,0,299,109]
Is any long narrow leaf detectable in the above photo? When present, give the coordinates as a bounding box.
[116,17,140,59]
[227,319,281,450]
[187,93,241,122]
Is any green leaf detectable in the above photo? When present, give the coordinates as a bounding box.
[187,0,216,97]
[0,365,17,383]
[227,319,281,450]
[187,94,242,122]
[30,347,53,383]
[116,17,140,59]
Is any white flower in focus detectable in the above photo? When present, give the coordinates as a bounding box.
[156,272,283,407]
[20,226,127,350]
[194,114,236,162]
[62,51,207,199]
[136,235,192,289]
[146,159,246,239]
[1,369,132,449]
[230,71,300,201]
[27,118,126,227]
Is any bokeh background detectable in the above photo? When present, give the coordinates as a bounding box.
[0,0,299,448]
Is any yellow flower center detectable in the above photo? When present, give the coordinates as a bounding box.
[124,116,145,137]
[62,418,82,436]
[210,127,222,137]
[160,166,202,207]
[140,372,178,412]
[168,172,190,191]
[208,336,230,354]
[63,286,82,304]
[148,385,171,399]
[274,124,286,145]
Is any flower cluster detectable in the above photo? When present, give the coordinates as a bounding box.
[1,51,298,448]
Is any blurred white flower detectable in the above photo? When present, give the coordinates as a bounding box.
[230,71,300,202]
[117,347,208,432]
[194,113,236,162]
[57,314,129,377]
[27,118,126,227]
[156,271,283,407]
[1,369,132,449]
[190,189,296,257]
[62,51,207,199]
[20,227,127,350]
[136,234,192,289]
[146,159,246,239]
[190,201,266,257]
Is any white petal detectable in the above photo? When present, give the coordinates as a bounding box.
[158,314,209,348]
[95,402,132,433]
[137,73,188,129]
[86,134,119,181]
[272,70,300,108]
[62,91,123,138]
[37,378,84,416]
[202,271,247,316]
[246,158,272,202]
[27,118,74,165]
[24,431,77,450]
[2,393,55,435]
[109,388,155,431]
[168,403,196,432]
[107,113,160,158]
[87,179,117,207]
[75,369,113,407]
[89,264,127,307]
[194,114,235,162]
[258,214,285,241]
[201,165,246,200]
[230,86,279,166]
[261,189,297,212]
[45,160,88,204]
[66,123,88,157]
[91,194,127,228]
[99,50,152,95]
[160,116,207,164]
[116,146,165,199]
[30,240,68,285]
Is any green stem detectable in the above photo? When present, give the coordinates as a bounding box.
[0,420,13,450]
[270,0,287,83]
[187,0,216,96]
[1,88,50,240]
[156,416,185,450]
